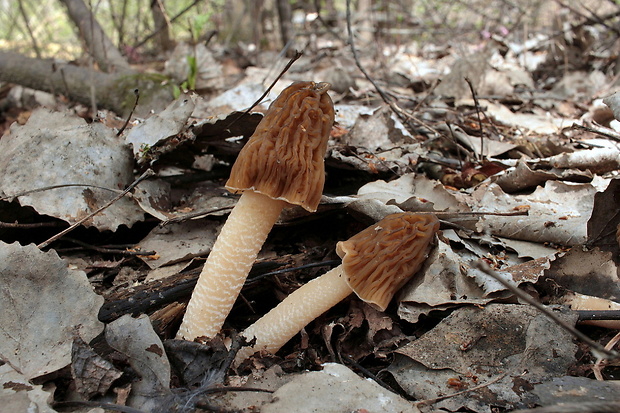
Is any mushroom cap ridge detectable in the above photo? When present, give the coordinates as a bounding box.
[226,81,335,212]
[336,212,440,311]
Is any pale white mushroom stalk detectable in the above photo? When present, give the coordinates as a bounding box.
[177,81,334,340]
[235,212,440,365]
[236,266,347,362]
[177,191,285,339]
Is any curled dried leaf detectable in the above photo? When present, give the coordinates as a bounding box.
[336,212,440,311]
[226,81,335,212]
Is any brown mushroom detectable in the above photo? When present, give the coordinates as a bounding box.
[177,81,334,340]
[235,212,440,363]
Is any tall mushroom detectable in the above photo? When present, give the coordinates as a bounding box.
[235,212,440,364]
[177,81,335,341]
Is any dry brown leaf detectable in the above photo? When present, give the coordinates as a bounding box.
[71,336,123,399]
[105,314,171,411]
[125,94,195,163]
[0,242,104,379]
[263,363,418,413]
[0,364,56,413]
[392,304,578,412]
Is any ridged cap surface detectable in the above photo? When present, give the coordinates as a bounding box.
[336,212,440,311]
[226,81,334,212]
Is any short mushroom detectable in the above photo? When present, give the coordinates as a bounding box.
[235,212,440,364]
[177,81,335,340]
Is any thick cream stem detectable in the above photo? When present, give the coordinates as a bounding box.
[235,265,351,364]
[177,191,286,340]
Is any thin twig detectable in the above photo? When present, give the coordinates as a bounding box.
[446,122,464,169]
[59,66,71,99]
[577,310,620,321]
[159,206,234,226]
[87,0,97,114]
[225,51,303,131]
[472,260,619,361]
[61,237,155,256]
[245,260,341,285]
[411,78,441,114]
[553,0,620,37]
[37,169,155,249]
[343,146,399,176]
[312,0,341,40]
[221,332,243,377]
[464,77,484,162]
[432,210,529,217]
[571,122,620,142]
[117,88,140,136]
[345,0,389,105]
[198,386,273,395]
[397,108,447,140]
[415,372,508,407]
[344,355,403,396]
[1,183,123,202]
[0,221,65,229]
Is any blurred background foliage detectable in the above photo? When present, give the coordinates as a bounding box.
[1,0,616,63]
[0,0,224,59]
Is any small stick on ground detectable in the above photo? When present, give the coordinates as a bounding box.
[571,122,620,142]
[1,183,122,201]
[37,169,155,249]
[414,372,508,408]
[0,221,65,229]
[117,88,140,136]
[60,237,155,256]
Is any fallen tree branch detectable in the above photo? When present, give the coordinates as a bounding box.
[0,51,173,115]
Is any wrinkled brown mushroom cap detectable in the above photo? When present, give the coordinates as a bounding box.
[336,212,440,311]
[226,81,335,212]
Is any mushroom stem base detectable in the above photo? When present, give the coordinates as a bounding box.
[177,191,286,340]
[235,265,350,364]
